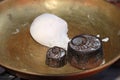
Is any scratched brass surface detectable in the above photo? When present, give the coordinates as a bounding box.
[0,0,120,77]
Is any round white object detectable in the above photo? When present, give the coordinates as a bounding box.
[30,13,70,49]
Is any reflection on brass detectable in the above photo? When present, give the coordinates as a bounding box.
[0,0,120,78]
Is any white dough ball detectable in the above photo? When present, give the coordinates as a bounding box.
[30,13,70,49]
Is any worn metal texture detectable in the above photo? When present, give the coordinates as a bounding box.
[0,0,120,79]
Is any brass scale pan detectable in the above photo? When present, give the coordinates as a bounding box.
[0,0,120,79]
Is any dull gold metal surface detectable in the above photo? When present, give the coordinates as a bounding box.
[0,0,120,77]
